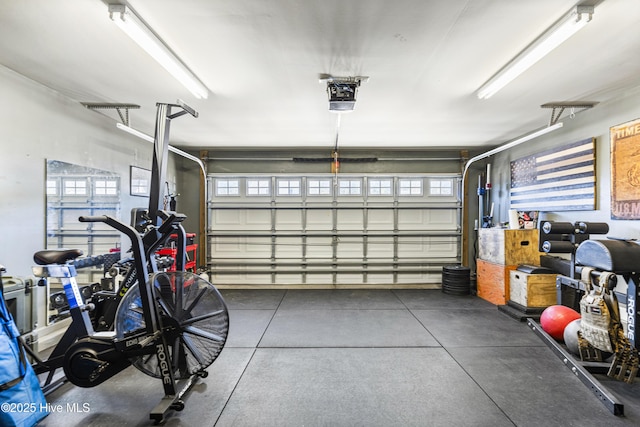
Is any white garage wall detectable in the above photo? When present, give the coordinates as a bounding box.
[485,87,640,241]
[0,65,174,276]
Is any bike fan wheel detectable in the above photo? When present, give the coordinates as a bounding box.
[114,271,229,379]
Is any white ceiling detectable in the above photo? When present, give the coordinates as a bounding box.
[1,0,639,150]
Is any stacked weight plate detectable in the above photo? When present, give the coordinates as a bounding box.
[442,265,471,295]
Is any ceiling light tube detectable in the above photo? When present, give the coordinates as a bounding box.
[108,4,208,99]
[116,123,206,177]
[477,5,594,100]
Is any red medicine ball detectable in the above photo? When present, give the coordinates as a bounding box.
[540,305,581,340]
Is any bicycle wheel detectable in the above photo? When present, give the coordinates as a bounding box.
[114,271,229,379]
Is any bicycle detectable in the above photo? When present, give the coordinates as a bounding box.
[6,212,229,423]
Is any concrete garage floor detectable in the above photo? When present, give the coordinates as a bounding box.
[41,289,640,426]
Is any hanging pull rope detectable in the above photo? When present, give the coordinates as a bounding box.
[332,113,342,178]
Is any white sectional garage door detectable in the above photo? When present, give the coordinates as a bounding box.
[206,173,461,287]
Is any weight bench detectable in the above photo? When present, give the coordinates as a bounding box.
[528,221,640,416]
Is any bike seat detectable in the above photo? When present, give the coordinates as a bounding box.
[34,249,83,265]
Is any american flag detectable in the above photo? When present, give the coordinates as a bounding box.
[510,138,595,211]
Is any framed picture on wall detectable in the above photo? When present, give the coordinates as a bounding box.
[510,138,596,212]
[611,118,640,219]
[130,166,151,197]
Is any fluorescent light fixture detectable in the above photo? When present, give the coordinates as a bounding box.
[108,4,209,99]
[477,5,594,99]
[116,123,206,177]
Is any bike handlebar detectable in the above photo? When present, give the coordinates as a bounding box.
[78,215,107,223]
[79,215,140,242]
[157,212,186,235]
[79,213,187,248]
